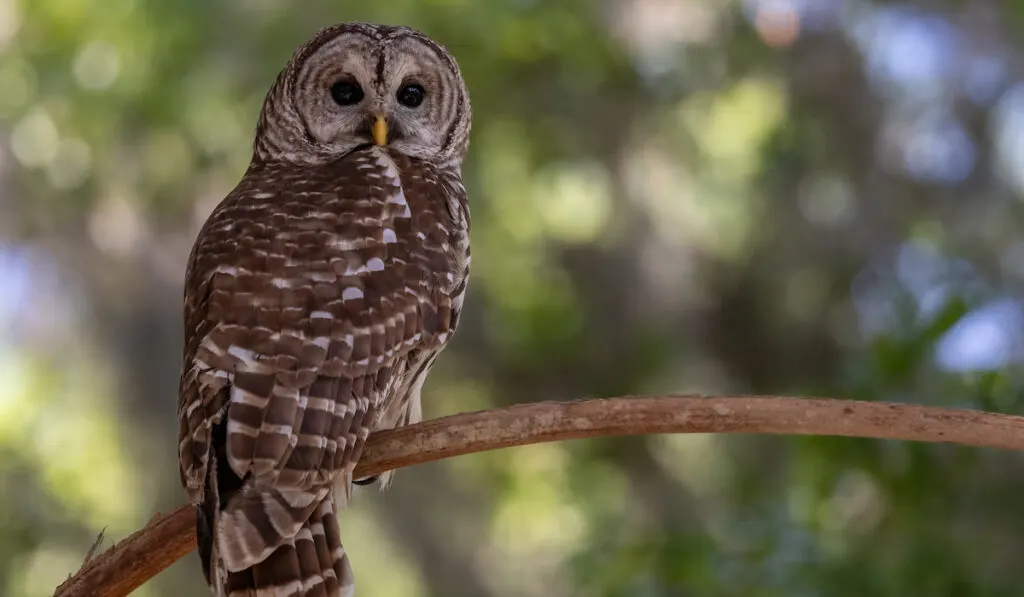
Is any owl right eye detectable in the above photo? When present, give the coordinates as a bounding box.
[330,80,364,106]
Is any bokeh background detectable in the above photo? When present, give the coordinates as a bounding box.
[4,0,1024,595]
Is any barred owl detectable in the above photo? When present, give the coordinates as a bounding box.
[177,22,471,597]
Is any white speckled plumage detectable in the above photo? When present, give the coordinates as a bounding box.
[177,22,471,597]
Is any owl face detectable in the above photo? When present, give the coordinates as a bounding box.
[255,23,471,167]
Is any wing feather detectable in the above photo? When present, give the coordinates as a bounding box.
[178,146,468,585]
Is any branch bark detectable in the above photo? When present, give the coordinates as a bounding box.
[53,395,1024,597]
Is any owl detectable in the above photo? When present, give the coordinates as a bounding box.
[176,22,472,597]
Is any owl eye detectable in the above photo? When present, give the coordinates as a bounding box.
[330,80,364,106]
[396,83,425,108]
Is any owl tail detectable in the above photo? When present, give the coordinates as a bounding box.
[195,462,353,596]
[203,491,355,597]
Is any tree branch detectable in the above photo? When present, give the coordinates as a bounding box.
[53,395,1024,597]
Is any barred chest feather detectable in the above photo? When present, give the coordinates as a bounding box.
[178,145,470,505]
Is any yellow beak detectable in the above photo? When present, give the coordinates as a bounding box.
[372,115,388,146]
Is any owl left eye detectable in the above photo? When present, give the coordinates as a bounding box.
[330,80,364,106]
[397,84,425,108]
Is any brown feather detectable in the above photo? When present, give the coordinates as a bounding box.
[179,20,471,597]
[179,147,469,595]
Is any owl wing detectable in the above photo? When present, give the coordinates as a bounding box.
[177,147,465,586]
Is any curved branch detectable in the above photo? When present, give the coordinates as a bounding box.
[53,395,1024,597]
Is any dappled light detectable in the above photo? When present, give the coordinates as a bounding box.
[4,0,1024,596]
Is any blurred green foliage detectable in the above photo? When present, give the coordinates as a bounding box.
[3,0,1024,596]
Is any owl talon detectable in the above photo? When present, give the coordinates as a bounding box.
[353,475,379,486]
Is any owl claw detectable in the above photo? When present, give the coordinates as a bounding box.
[353,475,379,486]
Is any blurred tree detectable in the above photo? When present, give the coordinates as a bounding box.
[3,0,1024,596]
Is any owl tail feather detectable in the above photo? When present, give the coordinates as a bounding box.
[212,494,355,597]
[196,418,354,596]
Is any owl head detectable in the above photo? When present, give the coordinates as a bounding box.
[253,22,471,168]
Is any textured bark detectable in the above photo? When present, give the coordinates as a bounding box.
[54,395,1024,597]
